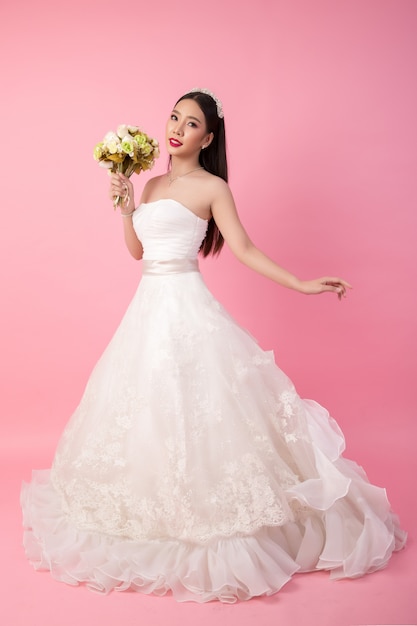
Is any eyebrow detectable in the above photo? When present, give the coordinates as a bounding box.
[172,109,202,124]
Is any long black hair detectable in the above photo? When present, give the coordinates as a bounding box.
[175,91,227,257]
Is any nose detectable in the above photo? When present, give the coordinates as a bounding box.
[173,121,184,136]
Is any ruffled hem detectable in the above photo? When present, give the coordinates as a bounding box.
[21,470,406,603]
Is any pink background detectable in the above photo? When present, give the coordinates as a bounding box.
[1,0,416,624]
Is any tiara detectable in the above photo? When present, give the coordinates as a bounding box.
[189,87,224,119]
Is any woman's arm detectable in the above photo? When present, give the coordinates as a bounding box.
[211,181,352,299]
[109,173,143,260]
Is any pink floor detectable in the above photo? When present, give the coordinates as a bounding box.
[3,420,416,626]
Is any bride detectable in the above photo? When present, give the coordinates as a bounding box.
[21,88,406,603]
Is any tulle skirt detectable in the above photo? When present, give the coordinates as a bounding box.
[21,268,406,602]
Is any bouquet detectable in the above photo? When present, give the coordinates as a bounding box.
[94,124,160,208]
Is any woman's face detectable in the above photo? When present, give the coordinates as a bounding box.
[166,98,213,158]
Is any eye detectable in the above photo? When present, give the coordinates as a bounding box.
[171,114,178,121]
[187,121,197,128]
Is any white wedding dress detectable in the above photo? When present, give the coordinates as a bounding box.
[21,199,406,602]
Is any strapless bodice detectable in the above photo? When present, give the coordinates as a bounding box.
[133,199,208,260]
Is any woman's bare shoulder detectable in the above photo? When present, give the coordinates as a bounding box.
[203,172,231,200]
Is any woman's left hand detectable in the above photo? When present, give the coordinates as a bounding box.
[298,277,353,300]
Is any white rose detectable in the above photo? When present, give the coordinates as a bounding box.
[117,124,130,138]
[99,160,114,169]
[106,140,119,154]
[103,131,119,143]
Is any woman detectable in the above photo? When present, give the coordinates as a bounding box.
[21,89,406,603]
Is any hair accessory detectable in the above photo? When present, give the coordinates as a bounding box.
[189,87,224,119]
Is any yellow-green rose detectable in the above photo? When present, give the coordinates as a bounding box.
[121,134,136,155]
[93,143,104,160]
[135,135,152,157]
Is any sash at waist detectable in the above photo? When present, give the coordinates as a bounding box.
[142,259,200,275]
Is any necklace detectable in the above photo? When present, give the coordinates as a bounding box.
[167,167,203,186]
